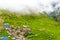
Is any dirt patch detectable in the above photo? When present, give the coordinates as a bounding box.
[0,26,4,30]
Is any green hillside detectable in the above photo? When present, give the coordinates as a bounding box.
[0,10,60,40]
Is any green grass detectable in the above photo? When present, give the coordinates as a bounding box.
[0,10,60,40]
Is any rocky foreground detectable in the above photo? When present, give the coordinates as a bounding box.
[4,23,31,40]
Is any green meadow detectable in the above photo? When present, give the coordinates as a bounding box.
[0,10,60,40]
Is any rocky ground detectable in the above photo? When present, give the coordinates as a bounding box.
[4,24,31,40]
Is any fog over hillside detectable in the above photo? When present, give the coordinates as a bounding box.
[0,0,60,13]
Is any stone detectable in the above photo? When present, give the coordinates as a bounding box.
[4,24,31,40]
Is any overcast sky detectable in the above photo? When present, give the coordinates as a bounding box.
[0,0,60,13]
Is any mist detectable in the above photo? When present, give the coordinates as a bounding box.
[0,0,60,13]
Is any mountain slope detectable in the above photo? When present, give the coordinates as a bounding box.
[0,11,60,40]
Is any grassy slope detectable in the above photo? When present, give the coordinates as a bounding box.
[0,10,60,40]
